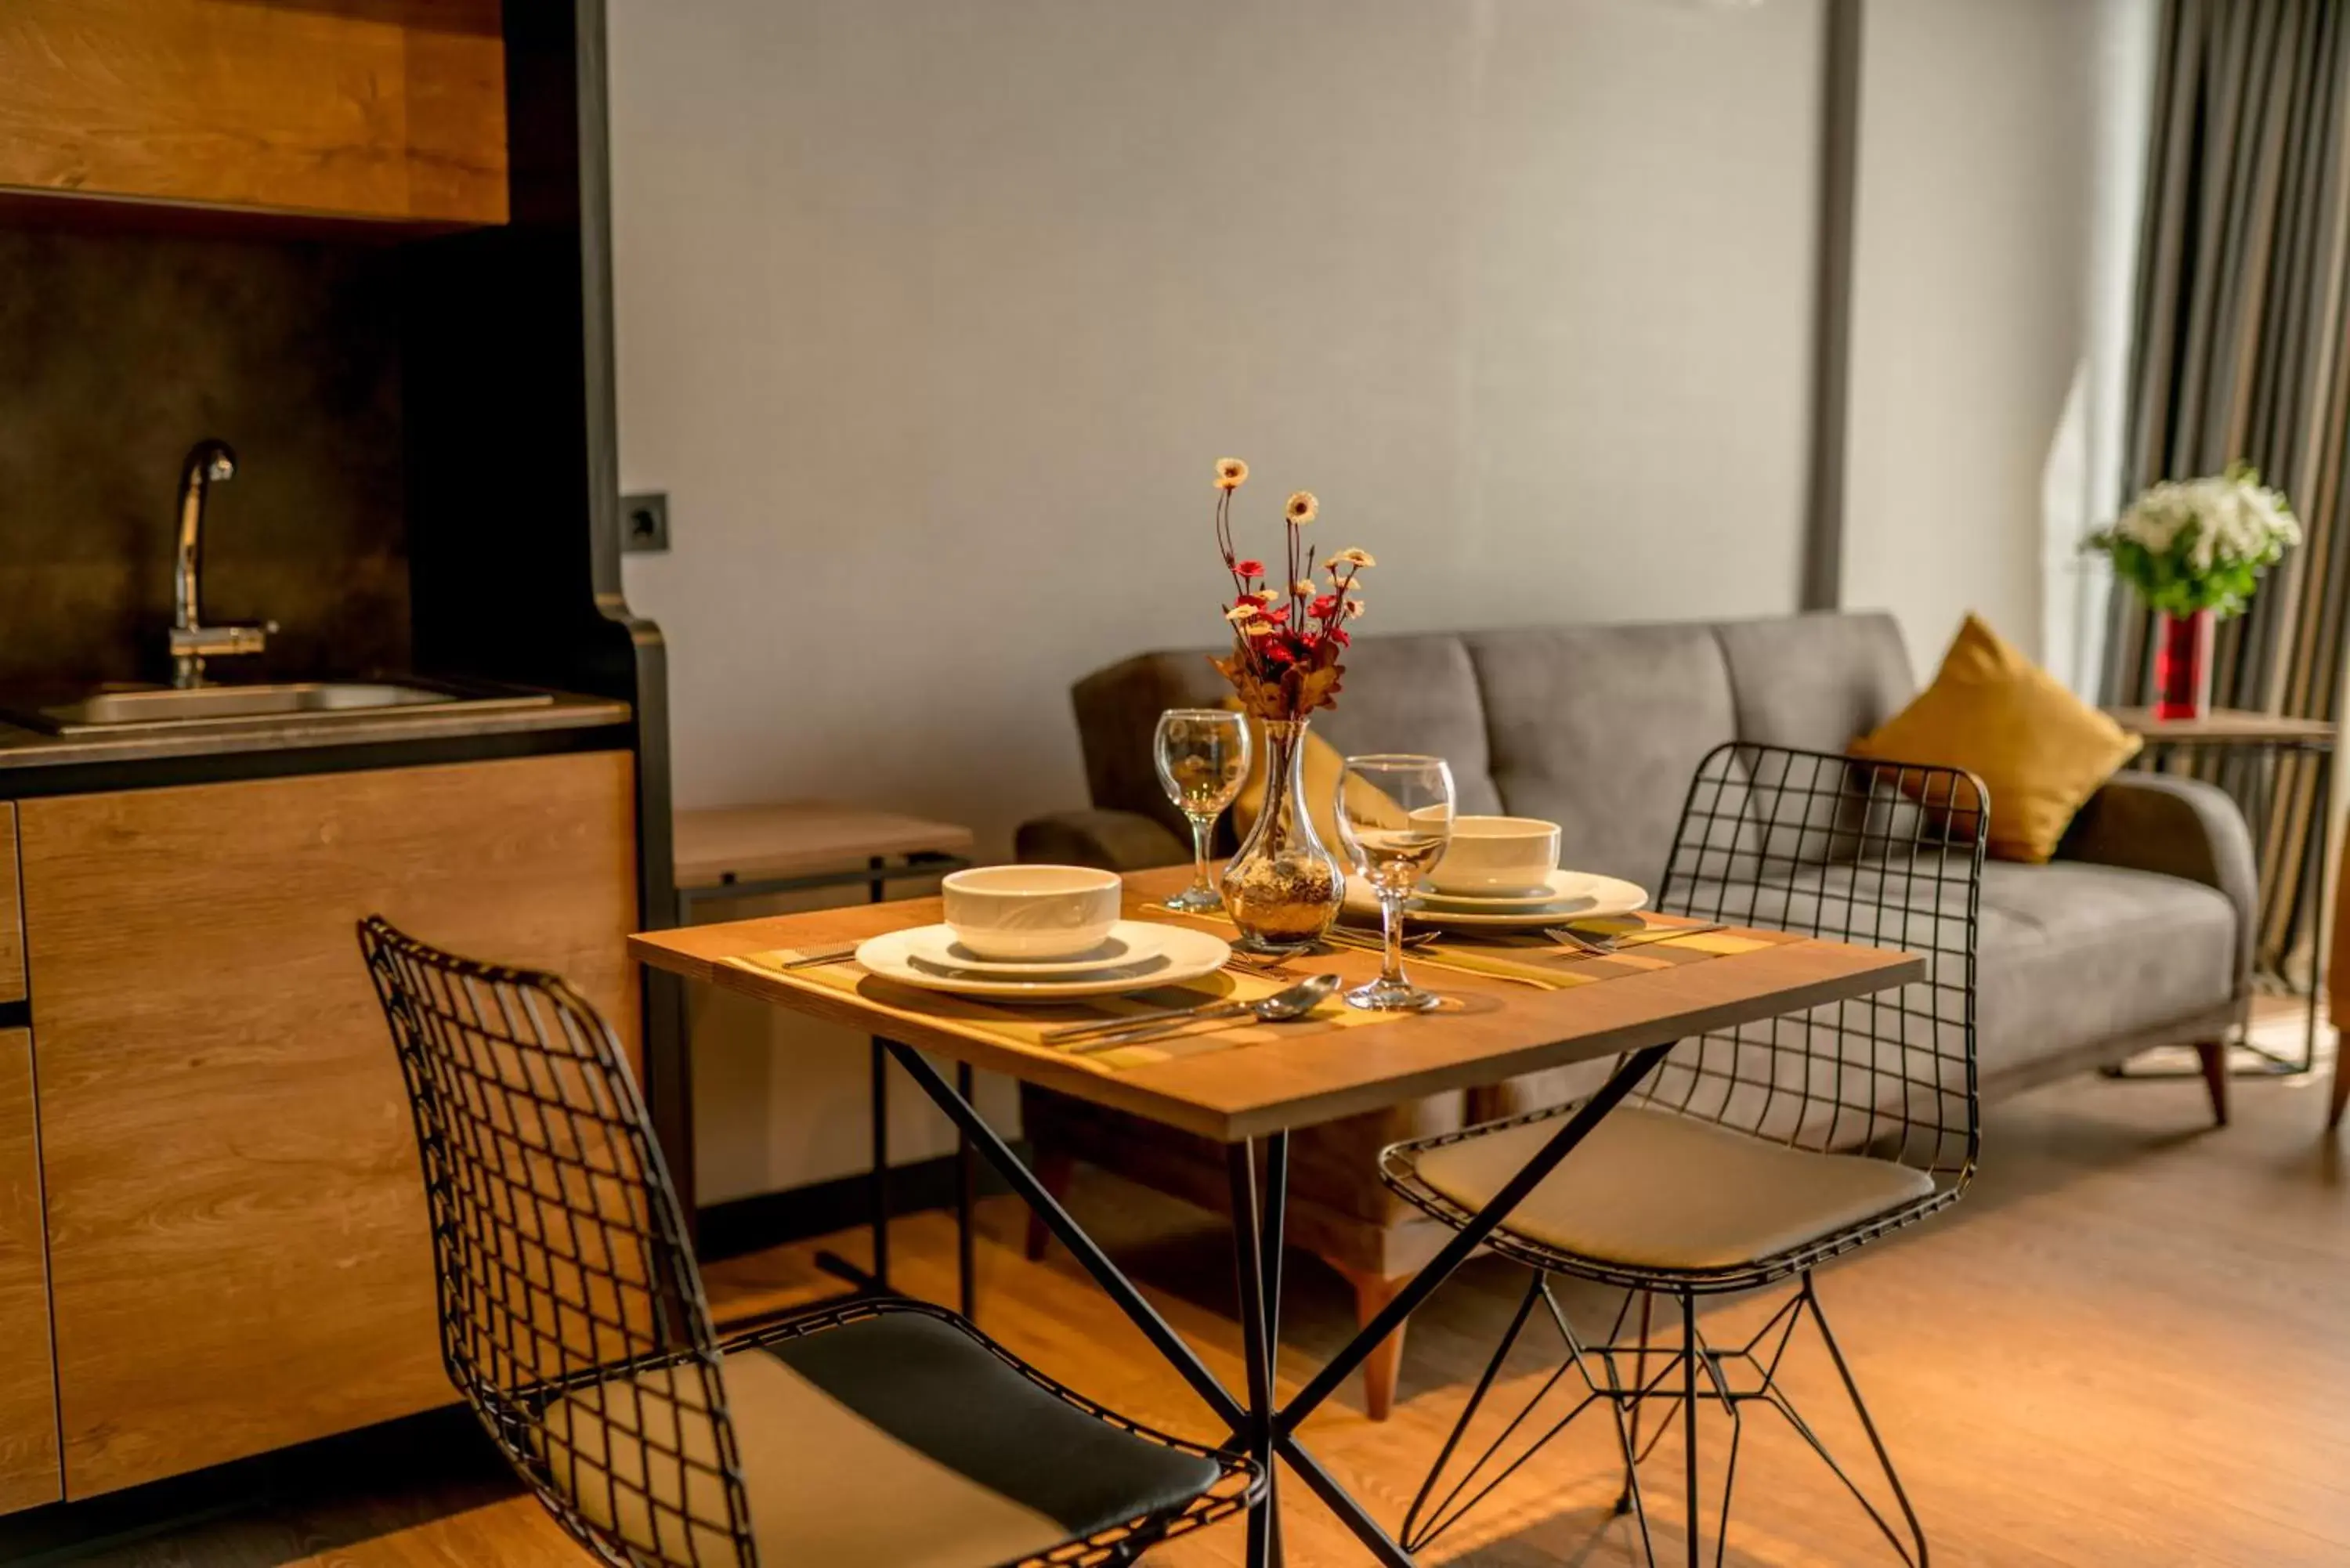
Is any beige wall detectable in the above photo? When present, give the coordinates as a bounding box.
[1844,0,2153,675]
[608,0,1827,1199]
[610,0,1823,854]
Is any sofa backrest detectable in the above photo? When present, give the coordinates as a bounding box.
[1068,610,1917,884]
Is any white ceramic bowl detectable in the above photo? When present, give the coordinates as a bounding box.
[1427,815,1562,894]
[942,865,1124,959]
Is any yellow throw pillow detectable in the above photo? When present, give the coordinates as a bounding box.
[1849,613,2140,863]
[1224,703,1396,853]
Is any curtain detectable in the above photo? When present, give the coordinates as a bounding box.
[2106,0,2350,981]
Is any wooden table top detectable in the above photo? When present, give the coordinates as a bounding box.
[631,866,1923,1143]
[2104,707,2337,746]
[671,802,974,890]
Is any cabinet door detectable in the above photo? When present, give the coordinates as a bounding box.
[19,751,638,1497]
[0,1027,60,1515]
[1,804,23,1003]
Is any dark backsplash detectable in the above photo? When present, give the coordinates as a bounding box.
[0,225,410,688]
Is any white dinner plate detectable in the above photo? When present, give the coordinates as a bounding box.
[892,923,1160,977]
[1412,869,1625,909]
[1345,870,1650,928]
[854,922,1231,999]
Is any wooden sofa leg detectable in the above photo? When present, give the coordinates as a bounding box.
[2331,1047,2350,1131]
[2194,1040,2231,1127]
[1339,1267,1410,1422]
[1024,1152,1076,1261]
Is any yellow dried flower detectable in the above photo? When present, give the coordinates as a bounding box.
[1285,491,1318,524]
[1345,598,1366,619]
[1223,602,1256,623]
[1292,580,1314,598]
[1215,458,1249,490]
[1325,547,1376,570]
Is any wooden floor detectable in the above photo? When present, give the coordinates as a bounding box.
[10,1024,2348,1566]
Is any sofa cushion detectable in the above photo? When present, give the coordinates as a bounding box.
[1974,858,2237,1081]
[1299,634,1502,815]
[1712,611,1915,754]
[1464,623,1740,884]
[1645,851,2238,1143]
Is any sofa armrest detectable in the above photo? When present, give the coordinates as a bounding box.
[1014,808,1189,873]
[2058,772,2258,986]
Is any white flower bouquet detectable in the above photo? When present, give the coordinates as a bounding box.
[2086,464,2301,618]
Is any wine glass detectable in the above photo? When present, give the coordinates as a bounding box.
[1153,708,1252,912]
[1332,754,1455,1011]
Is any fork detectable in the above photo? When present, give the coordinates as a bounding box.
[1323,928,1441,954]
[1543,923,1726,956]
[770,941,862,971]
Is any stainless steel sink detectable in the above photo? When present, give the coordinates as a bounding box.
[0,681,555,735]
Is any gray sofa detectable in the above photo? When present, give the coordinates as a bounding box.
[1016,610,2253,1418]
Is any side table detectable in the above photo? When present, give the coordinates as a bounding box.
[673,803,975,1314]
[2102,707,2335,1078]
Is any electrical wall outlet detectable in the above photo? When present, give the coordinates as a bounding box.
[621,492,671,553]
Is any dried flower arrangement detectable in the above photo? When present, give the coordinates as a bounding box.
[1206,457,1374,721]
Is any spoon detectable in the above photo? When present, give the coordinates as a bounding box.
[1047,974,1343,1048]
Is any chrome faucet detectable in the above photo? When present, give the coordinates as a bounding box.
[170,439,273,688]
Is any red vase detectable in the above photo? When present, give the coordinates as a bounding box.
[2152,609,2214,721]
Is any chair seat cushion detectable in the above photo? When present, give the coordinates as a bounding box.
[1410,1105,1937,1272]
[540,1308,1223,1568]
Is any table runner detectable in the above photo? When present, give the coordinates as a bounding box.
[724,950,1405,1070]
[725,908,1796,1075]
[1135,906,1791,991]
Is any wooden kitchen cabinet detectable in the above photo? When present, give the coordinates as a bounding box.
[15,750,637,1498]
[0,1028,60,1515]
[0,805,23,1005]
[0,0,508,228]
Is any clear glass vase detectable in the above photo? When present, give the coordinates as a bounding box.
[1219,717,1345,952]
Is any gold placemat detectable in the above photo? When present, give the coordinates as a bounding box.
[1135,905,1788,991]
[723,948,1405,1071]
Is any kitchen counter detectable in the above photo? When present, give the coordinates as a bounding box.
[0,690,631,777]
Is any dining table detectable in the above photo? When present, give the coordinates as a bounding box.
[629,862,1925,1566]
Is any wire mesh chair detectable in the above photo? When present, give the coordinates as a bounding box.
[1379,742,1985,1565]
[359,916,1256,1568]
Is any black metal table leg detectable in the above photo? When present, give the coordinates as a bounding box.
[1260,1133,1289,1567]
[1227,1140,1275,1568]
[957,1060,978,1321]
[2109,735,2336,1082]
[888,1036,1672,1564]
[1278,1044,1674,1440]
[2301,746,2332,1071]
[811,1039,891,1293]
[884,1040,1249,1431]
[813,858,902,1295]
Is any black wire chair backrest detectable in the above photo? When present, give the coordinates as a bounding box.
[359,916,755,1568]
[1642,742,1986,1185]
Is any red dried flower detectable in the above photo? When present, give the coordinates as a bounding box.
[1235,559,1266,580]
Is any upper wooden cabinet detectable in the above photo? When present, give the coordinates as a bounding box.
[0,0,507,228]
